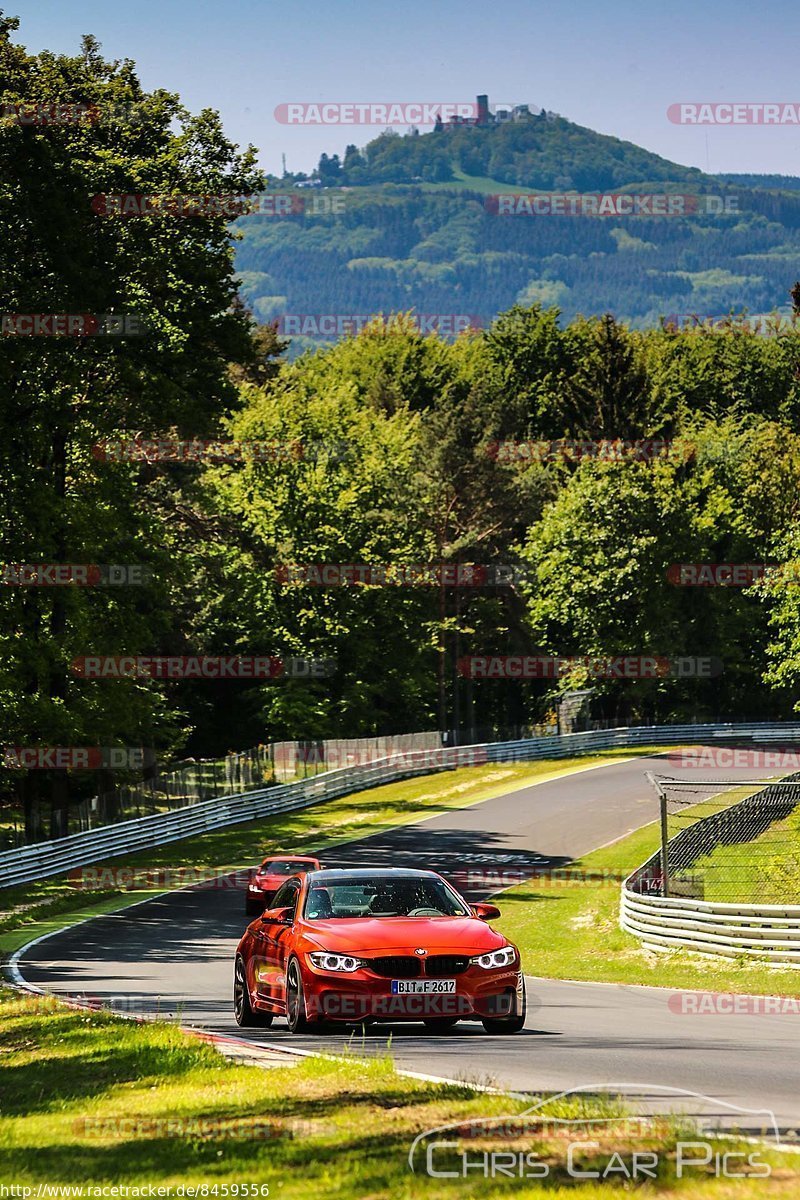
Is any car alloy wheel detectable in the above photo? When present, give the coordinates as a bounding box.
[481,977,527,1035]
[286,957,319,1033]
[233,956,273,1027]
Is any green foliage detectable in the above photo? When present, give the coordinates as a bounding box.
[0,22,261,835]
[520,416,800,720]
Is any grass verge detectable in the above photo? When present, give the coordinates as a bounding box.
[1,989,796,1198]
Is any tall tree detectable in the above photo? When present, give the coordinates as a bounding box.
[0,14,262,837]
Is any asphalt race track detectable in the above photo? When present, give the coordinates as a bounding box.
[16,750,800,1138]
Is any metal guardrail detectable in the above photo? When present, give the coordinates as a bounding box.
[620,890,800,964]
[4,720,800,892]
[621,765,800,964]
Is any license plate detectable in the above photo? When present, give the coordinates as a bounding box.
[391,979,456,994]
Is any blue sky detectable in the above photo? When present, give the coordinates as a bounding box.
[10,0,800,177]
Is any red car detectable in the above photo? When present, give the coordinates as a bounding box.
[245,855,322,915]
[234,867,526,1035]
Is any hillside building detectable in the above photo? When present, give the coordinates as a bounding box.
[437,94,546,130]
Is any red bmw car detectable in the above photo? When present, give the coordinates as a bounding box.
[245,855,322,915]
[234,867,526,1034]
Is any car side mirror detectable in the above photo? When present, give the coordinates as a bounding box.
[472,902,501,921]
[260,905,293,925]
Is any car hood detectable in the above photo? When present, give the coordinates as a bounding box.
[302,916,508,954]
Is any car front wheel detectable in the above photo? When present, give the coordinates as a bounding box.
[234,956,273,1027]
[285,957,321,1033]
[481,978,526,1035]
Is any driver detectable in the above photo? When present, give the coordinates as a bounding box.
[367,886,403,915]
[367,884,449,916]
[306,886,334,919]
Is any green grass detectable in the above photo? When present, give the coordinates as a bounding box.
[0,751,657,957]
[691,801,800,904]
[417,169,517,194]
[1,989,795,1198]
[496,820,800,994]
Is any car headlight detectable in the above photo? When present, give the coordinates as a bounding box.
[471,945,517,970]
[308,952,363,973]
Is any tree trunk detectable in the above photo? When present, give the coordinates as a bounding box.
[437,574,447,733]
[49,770,69,839]
[23,772,43,842]
[47,423,70,835]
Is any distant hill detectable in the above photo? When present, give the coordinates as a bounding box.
[715,173,800,192]
[235,113,800,349]
[310,113,709,190]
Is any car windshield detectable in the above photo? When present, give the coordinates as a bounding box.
[303,876,469,919]
[259,860,312,875]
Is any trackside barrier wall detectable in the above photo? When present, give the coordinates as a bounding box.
[620,889,800,964]
[4,721,800,891]
[621,768,800,964]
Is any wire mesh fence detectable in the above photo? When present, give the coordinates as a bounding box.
[630,773,800,902]
[0,731,449,846]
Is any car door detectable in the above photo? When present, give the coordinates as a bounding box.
[258,877,301,1008]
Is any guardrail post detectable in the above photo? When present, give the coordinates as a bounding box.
[646,770,669,898]
[660,789,669,899]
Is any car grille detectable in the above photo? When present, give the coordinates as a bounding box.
[364,955,471,977]
[425,955,470,976]
[367,956,421,978]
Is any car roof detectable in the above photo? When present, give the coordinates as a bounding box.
[306,868,440,881]
[261,854,318,863]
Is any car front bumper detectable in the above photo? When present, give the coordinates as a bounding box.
[302,965,523,1023]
